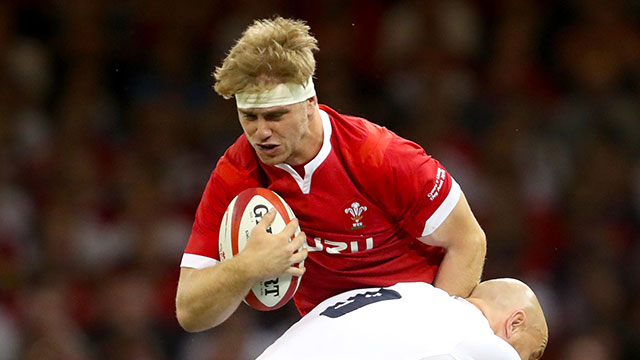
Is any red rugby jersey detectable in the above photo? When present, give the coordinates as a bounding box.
[181,105,461,315]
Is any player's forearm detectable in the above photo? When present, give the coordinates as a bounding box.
[176,258,257,332]
[433,229,486,297]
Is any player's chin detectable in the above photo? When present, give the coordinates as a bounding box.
[256,152,285,166]
[257,156,280,166]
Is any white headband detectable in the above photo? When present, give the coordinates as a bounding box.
[235,77,316,109]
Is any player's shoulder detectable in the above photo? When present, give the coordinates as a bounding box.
[388,282,448,299]
[212,134,263,189]
[451,318,521,360]
[221,133,256,164]
[320,104,429,169]
[455,334,521,360]
[217,135,258,172]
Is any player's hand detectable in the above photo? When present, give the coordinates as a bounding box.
[237,209,308,282]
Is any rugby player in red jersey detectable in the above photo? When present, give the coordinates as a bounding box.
[176,17,486,332]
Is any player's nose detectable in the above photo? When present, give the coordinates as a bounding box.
[255,119,273,139]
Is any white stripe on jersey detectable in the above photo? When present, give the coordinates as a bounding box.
[421,177,462,236]
[180,253,218,269]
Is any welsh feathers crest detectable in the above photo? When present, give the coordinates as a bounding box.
[345,202,368,230]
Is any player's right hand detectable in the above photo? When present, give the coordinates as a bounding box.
[237,209,308,282]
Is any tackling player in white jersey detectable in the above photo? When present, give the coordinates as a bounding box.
[257,279,548,360]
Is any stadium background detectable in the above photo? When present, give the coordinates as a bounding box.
[1,0,639,359]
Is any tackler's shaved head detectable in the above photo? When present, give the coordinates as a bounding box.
[471,278,541,314]
[468,279,548,360]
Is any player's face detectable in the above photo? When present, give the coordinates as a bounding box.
[514,332,545,360]
[238,98,318,166]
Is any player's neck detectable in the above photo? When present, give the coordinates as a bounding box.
[288,108,324,166]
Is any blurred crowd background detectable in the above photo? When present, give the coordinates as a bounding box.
[1,0,639,359]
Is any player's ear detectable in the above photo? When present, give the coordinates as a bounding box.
[505,309,526,339]
[306,96,317,113]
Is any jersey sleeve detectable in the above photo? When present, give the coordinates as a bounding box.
[180,139,263,269]
[396,150,462,238]
[180,170,227,269]
[361,127,461,239]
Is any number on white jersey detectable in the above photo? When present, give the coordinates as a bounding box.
[320,288,401,318]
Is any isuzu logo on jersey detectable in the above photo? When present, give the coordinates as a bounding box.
[345,202,368,230]
[306,236,374,254]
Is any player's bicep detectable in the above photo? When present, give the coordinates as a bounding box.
[418,191,484,250]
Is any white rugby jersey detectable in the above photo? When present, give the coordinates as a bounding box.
[256,282,520,360]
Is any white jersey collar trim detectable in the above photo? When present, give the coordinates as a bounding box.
[275,109,332,194]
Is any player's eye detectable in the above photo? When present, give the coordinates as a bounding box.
[265,113,285,121]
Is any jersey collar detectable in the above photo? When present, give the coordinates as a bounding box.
[275,109,332,194]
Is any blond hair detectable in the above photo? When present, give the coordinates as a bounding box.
[213,17,319,99]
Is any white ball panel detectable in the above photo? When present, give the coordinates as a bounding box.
[218,188,302,311]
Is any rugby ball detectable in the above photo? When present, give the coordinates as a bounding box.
[219,187,303,311]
